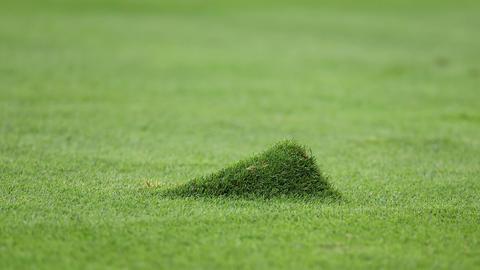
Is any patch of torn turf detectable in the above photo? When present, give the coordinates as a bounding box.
[165,141,339,199]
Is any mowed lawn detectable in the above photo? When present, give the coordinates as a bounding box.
[1,0,479,269]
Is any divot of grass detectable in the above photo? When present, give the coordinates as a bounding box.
[163,141,340,199]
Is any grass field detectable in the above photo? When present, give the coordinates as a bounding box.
[1,0,479,269]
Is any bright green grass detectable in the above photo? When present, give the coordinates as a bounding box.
[1,0,479,269]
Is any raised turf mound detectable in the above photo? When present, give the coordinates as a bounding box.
[166,141,338,198]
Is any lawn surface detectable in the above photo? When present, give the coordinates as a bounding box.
[1,0,479,269]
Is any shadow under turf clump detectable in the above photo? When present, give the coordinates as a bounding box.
[164,141,340,199]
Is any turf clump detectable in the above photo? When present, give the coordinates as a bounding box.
[167,141,338,198]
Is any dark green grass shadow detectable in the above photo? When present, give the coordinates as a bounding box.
[157,188,342,204]
[156,140,342,203]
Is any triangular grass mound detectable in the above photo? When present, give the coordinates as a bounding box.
[166,141,339,199]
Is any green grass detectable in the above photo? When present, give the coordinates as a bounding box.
[166,141,337,198]
[1,0,479,269]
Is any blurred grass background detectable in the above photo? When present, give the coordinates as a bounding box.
[1,0,479,269]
